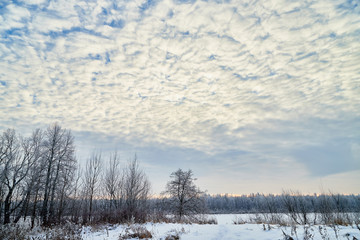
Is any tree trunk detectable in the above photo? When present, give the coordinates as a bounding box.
[4,188,13,224]
[49,158,62,224]
[14,189,31,223]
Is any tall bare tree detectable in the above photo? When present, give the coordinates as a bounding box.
[40,123,76,225]
[104,152,123,215]
[123,155,150,222]
[0,129,38,224]
[83,152,102,223]
[163,169,205,220]
[14,129,43,224]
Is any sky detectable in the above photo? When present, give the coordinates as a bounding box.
[0,0,359,195]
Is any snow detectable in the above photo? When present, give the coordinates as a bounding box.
[80,214,360,240]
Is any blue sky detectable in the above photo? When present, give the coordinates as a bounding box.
[0,0,359,195]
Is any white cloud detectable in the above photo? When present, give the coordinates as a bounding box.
[0,0,359,183]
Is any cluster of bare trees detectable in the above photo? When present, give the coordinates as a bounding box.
[0,125,152,226]
[0,124,76,227]
[80,153,151,224]
[7,125,357,227]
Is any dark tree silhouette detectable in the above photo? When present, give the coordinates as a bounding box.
[163,169,205,220]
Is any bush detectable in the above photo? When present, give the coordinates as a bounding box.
[0,222,82,240]
[119,225,152,239]
[0,224,28,240]
[164,227,186,240]
[194,215,217,225]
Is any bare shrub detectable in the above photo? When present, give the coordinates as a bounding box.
[233,215,246,225]
[193,215,217,225]
[165,227,187,240]
[281,229,294,240]
[0,224,27,240]
[303,225,315,240]
[119,225,152,239]
[0,222,82,240]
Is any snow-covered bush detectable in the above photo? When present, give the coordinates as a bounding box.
[0,224,27,240]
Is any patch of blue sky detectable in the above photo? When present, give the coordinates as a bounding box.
[32,94,40,105]
[269,71,276,76]
[336,0,360,14]
[105,52,111,64]
[46,27,107,39]
[233,73,258,81]
[88,53,102,61]
[329,32,337,38]
[283,7,301,15]
[167,9,174,18]
[208,55,216,60]
[106,19,125,29]
[219,65,232,71]
[207,32,240,43]
[0,1,8,9]
[293,51,317,62]
[0,81,7,87]
[45,42,55,52]
[201,0,231,4]
[2,27,29,38]
[173,0,196,5]
[139,0,158,14]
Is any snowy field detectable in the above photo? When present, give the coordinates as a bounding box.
[76,214,360,240]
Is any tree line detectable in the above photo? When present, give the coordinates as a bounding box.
[205,192,360,214]
[0,124,205,226]
[1,124,359,227]
[204,192,360,224]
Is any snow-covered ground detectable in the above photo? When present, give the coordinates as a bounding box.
[80,214,360,240]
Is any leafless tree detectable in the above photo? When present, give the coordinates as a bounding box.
[0,129,38,224]
[282,190,310,225]
[103,151,123,220]
[163,169,205,220]
[83,152,102,223]
[40,123,76,225]
[318,194,334,224]
[123,155,150,222]
[14,129,44,224]
[69,166,82,223]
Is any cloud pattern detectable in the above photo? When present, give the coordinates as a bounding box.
[1,0,359,193]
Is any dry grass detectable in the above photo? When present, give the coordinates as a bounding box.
[0,222,82,240]
[119,225,152,239]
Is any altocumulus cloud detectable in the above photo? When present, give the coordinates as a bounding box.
[0,0,359,193]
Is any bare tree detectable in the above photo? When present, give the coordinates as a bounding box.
[14,129,43,224]
[123,155,150,222]
[40,123,76,225]
[0,129,38,224]
[163,169,205,220]
[83,152,102,223]
[69,166,82,223]
[281,190,311,225]
[103,151,123,220]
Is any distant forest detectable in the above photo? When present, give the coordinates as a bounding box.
[1,124,359,227]
[203,193,360,214]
